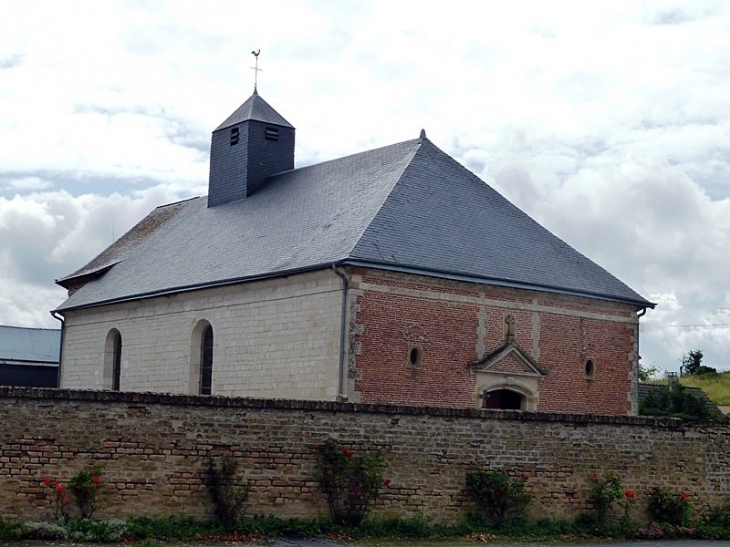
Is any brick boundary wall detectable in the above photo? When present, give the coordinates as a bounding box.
[1,387,729,523]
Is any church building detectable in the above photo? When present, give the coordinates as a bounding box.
[54,88,654,415]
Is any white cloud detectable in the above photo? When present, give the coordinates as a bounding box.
[0,186,180,327]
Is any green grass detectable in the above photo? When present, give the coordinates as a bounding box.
[680,371,730,405]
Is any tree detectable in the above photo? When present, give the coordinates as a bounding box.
[638,362,659,383]
[681,349,716,376]
[681,350,703,375]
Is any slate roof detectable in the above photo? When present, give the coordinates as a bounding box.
[0,325,61,365]
[214,89,293,131]
[55,135,653,312]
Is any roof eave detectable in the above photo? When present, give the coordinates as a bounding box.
[340,259,656,310]
[55,262,118,290]
[53,261,342,314]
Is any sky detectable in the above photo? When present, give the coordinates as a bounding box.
[1,0,729,374]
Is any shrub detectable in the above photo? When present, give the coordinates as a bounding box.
[22,521,65,540]
[639,383,724,421]
[647,486,692,526]
[68,465,105,518]
[42,476,72,520]
[315,438,388,526]
[704,498,730,529]
[0,517,24,541]
[465,469,531,529]
[63,518,128,542]
[124,515,211,539]
[205,456,251,529]
[589,474,623,525]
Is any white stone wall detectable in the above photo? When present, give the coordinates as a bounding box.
[60,270,343,400]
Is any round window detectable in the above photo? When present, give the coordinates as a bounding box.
[408,346,422,367]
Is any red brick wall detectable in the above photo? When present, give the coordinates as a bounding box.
[353,289,478,407]
[350,270,639,415]
[537,315,636,415]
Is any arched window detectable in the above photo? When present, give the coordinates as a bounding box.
[200,325,214,395]
[103,329,122,391]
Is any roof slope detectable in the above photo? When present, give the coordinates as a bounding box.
[215,89,293,131]
[351,139,647,303]
[0,325,61,364]
[56,136,652,312]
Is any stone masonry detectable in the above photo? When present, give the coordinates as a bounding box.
[1,388,728,523]
[60,270,342,400]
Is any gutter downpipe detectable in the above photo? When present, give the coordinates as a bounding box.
[50,311,65,388]
[332,264,349,401]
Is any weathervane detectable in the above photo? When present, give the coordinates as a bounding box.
[251,49,262,90]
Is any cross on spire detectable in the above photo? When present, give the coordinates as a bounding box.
[251,49,262,90]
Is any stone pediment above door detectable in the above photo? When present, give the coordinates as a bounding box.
[471,342,546,377]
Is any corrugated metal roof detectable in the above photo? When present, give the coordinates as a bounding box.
[56,135,652,312]
[0,325,60,364]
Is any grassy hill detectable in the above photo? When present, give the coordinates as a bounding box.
[679,370,730,406]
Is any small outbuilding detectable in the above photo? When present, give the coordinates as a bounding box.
[0,325,60,387]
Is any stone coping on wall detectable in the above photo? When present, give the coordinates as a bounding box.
[0,385,707,431]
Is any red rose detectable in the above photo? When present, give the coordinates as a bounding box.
[92,476,100,484]
[43,476,51,487]
[353,491,362,499]
[681,492,689,501]
[55,483,66,494]
[625,490,636,499]
[342,448,353,457]
[383,479,392,486]
[63,496,71,504]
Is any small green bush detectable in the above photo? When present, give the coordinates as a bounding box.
[705,498,730,529]
[0,517,24,541]
[647,486,692,526]
[62,518,128,542]
[315,438,388,526]
[589,474,623,524]
[465,469,531,529]
[22,521,65,540]
[124,515,216,539]
[205,456,251,529]
[68,464,105,518]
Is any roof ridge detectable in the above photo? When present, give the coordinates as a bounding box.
[346,137,442,262]
[155,196,200,210]
[285,137,422,177]
[338,139,423,259]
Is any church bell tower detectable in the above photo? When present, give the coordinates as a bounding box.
[207,85,295,207]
